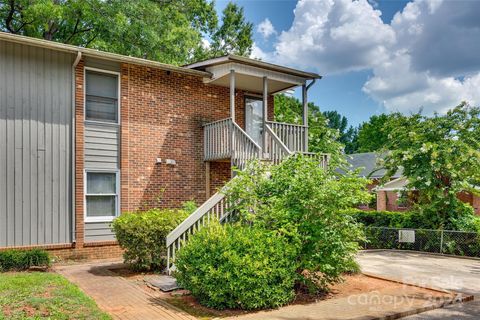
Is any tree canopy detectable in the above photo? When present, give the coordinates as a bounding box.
[274,95,345,164]
[356,113,408,153]
[382,102,480,229]
[0,0,253,65]
[274,94,356,157]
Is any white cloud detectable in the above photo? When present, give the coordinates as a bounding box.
[257,18,277,39]
[250,43,270,60]
[255,0,480,114]
[273,0,395,74]
[363,0,480,113]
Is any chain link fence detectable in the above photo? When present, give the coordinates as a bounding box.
[364,227,480,257]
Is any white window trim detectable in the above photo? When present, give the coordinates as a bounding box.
[84,66,121,125]
[84,169,120,223]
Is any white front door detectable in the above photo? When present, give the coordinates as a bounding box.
[245,97,263,145]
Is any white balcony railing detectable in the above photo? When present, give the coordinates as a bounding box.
[266,121,307,153]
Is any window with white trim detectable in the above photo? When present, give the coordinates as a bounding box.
[85,171,119,221]
[85,70,119,123]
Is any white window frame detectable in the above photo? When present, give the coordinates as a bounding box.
[84,67,121,125]
[84,169,120,222]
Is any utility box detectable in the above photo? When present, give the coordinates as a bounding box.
[398,230,415,243]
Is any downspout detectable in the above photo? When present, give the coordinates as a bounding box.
[303,79,316,152]
[71,51,82,243]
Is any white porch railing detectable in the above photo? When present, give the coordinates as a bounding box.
[267,121,307,153]
[303,152,330,170]
[204,118,261,170]
[204,118,232,161]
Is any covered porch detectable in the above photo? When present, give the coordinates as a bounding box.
[187,55,321,168]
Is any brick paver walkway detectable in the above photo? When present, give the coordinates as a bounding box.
[55,260,195,320]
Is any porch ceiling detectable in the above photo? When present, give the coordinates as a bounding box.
[207,72,297,94]
[202,62,309,94]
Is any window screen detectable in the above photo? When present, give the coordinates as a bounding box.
[85,172,118,219]
[85,70,118,123]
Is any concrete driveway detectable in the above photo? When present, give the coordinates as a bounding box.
[357,250,480,319]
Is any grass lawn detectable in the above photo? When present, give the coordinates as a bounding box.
[0,272,111,320]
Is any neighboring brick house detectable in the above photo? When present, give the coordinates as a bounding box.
[0,32,322,260]
[347,152,480,214]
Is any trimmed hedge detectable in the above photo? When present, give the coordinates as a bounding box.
[344,209,414,228]
[344,207,480,232]
[0,249,50,271]
[175,223,298,310]
[112,208,189,271]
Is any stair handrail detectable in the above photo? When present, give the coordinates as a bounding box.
[166,180,237,273]
[231,121,262,170]
[264,125,293,164]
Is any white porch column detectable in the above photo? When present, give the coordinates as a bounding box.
[230,69,236,176]
[302,83,308,152]
[262,76,268,154]
[230,69,235,122]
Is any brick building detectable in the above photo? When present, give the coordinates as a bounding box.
[0,32,322,259]
[347,152,480,214]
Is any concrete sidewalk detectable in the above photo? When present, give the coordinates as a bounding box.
[357,250,480,319]
[55,260,195,320]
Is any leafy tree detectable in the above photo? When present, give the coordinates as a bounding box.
[322,110,358,154]
[198,2,253,59]
[356,113,406,152]
[382,102,480,229]
[274,95,351,159]
[0,0,253,65]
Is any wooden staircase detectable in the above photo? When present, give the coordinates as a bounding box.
[165,119,328,273]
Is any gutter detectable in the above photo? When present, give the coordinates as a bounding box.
[0,32,211,78]
[71,51,82,243]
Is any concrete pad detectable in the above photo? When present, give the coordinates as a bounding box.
[223,283,456,320]
[145,274,179,292]
[357,250,480,319]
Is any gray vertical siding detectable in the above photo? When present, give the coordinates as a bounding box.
[0,40,73,247]
[84,122,119,241]
[84,59,120,242]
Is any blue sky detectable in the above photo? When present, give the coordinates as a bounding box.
[215,0,480,126]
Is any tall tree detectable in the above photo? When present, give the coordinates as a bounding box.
[0,0,253,65]
[356,113,405,153]
[382,102,480,229]
[207,2,253,58]
[322,110,358,154]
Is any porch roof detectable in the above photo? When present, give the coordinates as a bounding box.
[185,55,321,94]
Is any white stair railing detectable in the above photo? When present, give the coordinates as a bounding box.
[231,121,262,170]
[167,119,328,273]
[166,190,233,273]
[264,125,293,164]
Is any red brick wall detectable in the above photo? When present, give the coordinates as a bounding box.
[120,64,275,211]
[22,61,276,260]
[209,161,232,197]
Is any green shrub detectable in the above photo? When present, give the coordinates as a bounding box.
[345,204,480,232]
[175,223,298,310]
[224,156,370,292]
[0,249,50,271]
[112,208,189,271]
[344,208,414,228]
